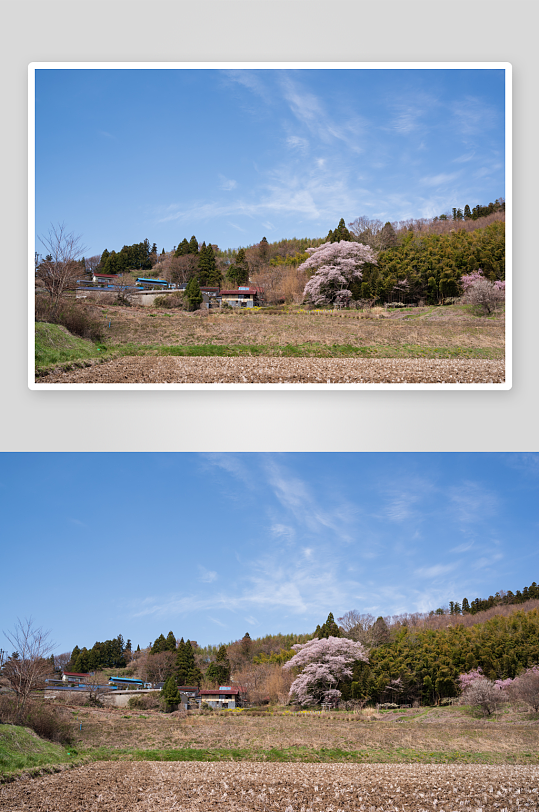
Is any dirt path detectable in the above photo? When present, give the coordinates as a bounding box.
[1,761,537,810]
[37,357,505,384]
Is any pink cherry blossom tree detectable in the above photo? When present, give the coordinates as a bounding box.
[283,636,368,707]
[300,241,377,307]
[460,269,505,315]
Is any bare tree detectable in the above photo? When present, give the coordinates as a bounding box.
[2,618,56,718]
[84,254,102,275]
[36,223,86,313]
[54,652,71,673]
[82,671,112,705]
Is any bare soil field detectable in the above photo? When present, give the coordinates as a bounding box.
[38,357,504,384]
[1,761,537,811]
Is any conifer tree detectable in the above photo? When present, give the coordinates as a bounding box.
[464,204,472,220]
[206,645,231,685]
[165,631,177,652]
[380,221,397,249]
[185,276,203,310]
[316,612,342,639]
[161,675,181,711]
[151,634,167,654]
[176,639,202,686]
[136,644,141,652]
[188,236,199,255]
[327,218,352,242]
[197,242,209,285]
[174,239,189,257]
[240,632,252,657]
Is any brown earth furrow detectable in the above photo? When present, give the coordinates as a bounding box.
[37,357,505,384]
[1,761,537,811]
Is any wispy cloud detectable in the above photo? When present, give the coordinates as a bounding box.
[448,481,498,524]
[198,566,218,584]
[451,96,499,136]
[420,171,462,187]
[218,174,237,191]
[286,135,309,152]
[280,76,365,153]
[415,562,460,579]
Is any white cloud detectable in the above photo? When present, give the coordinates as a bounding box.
[448,481,498,524]
[420,172,462,187]
[286,135,309,151]
[219,174,237,191]
[415,563,460,579]
[198,566,218,584]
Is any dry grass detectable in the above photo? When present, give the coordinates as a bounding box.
[62,705,538,757]
[1,761,537,811]
[95,303,504,351]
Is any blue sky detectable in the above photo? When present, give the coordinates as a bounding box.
[1,452,535,657]
[34,66,506,258]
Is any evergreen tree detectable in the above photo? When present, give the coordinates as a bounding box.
[188,236,199,255]
[161,675,181,711]
[150,243,158,255]
[380,222,397,249]
[203,244,221,287]
[151,634,167,654]
[316,612,342,639]
[184,276,203,310]
[176,639,202,686]
[240,632,252,657]
[197,242,209,285]
[327,218,352,242]
[175,238,190,257]
[464,204,472,220]
[69,645,81,669]
[165,631,177,652]
[136,644,141,652]
[161,248,165,255]
[258,236,270,262]
[462,598,470,613]
[206,645,231,685]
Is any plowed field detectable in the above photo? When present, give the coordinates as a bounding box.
[2,761,537,811]
[37,357,504,384]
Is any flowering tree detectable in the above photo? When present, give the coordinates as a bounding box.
[460,269,505,315]
[283,636,368,706]
[300,241,377,307]
[509,666,539,712]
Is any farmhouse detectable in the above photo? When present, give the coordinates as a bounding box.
[218,287,263,308]
[198,686,244,708]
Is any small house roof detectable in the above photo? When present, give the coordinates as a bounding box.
[199,688,240,696]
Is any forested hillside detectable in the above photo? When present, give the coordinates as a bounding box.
[83,199,504,306]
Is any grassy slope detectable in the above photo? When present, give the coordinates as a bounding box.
[35,323,107,371]
[0,725,73,777]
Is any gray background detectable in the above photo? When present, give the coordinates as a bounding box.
[2,1,534,451]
